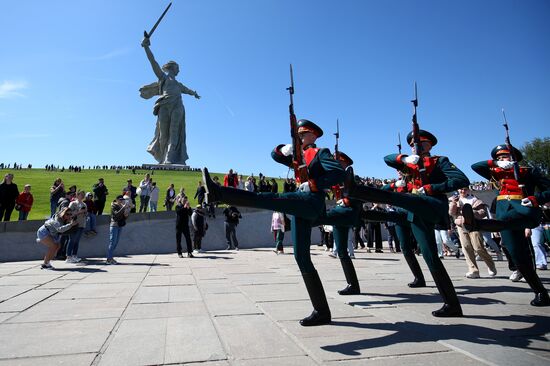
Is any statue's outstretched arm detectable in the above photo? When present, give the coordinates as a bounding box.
[179,83,201,99]
[141,37,164,80]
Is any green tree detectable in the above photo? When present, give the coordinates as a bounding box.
[521,137,550,176]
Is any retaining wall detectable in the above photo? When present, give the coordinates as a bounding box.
[0,207,316,262]
[0,191,497,262]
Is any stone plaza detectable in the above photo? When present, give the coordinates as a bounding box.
[0,245,548,365]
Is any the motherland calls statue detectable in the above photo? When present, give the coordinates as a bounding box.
[139,36,200,165]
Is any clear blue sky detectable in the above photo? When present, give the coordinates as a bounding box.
[1,0,549,181]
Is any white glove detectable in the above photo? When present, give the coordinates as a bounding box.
[403,155,420,165]
[521,197,533,207]
[298,182,310,192]
[416,186,426,195]
[280,144,293,157]
[395,179,406,188]
[496,160,514,170]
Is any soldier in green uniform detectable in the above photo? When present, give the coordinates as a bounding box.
[380,174,427,289]
[345,130,469,317]
[464,145,550,306]
[202,119,344,326]
[313,151,361,295]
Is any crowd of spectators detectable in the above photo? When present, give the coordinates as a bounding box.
[0,164,546,279]
[0,163,30,170]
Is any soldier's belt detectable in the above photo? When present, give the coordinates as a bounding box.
[497,194,524,201]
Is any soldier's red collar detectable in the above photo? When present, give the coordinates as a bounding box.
[303,144,317,150]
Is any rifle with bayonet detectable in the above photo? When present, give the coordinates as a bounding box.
[397,132,402,154]
[334,118,340,157]
[410,82,428,185]
[287,65,308,183]
[501,109,528,197]
[144,2,172,39]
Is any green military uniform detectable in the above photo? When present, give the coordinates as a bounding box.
[345,130,469,317]
[380,182,426,288]
[312,151,362,295]
[468,145,550,306]
[202,120,344,326]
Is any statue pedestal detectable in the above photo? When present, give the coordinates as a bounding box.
[141,163,191,171]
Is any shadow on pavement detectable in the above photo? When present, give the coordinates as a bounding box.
[50,267,106,273]
[322,314,549,356]
[350,291,505,307]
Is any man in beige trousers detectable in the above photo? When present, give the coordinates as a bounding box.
[450,187,497,278]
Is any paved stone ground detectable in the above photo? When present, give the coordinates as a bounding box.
[0,246,548,366]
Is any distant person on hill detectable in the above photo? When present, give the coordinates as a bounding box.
[36,207,78,270]
[92,178,109,215]
[165,183,176,211]
[194,181,206,206]
[49,178,65,217]
[138,173,152,213]
[149,182,160,212]
[237,175,245,190]
[224,169,238,188]
[245,176,254,192]
[15,184,33,221]
[122,179,137,213]
[0,173,19,221]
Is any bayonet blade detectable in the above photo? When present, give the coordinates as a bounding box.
[502,108,509,130]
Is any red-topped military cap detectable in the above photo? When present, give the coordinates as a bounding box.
[491,144,523,161]
[297,119,323,138]
[335,151,353,166]
[406,129,438,147]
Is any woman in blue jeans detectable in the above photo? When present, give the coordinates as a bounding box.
[106,195,129,264]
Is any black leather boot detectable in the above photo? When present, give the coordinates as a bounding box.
[404,254,426,288]
[338,257,360,295]
[531,292,550,307]
[300,271,332,326]
[202,167,268,207]
[462,203,506,232]
[430,269,463,317]
[516,263,550,307]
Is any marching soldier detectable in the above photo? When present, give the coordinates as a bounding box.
[381,172,427,289]
[464,145,550,306]
[345,129,469,317]
[202,119,344,326]
[314,151,361,295]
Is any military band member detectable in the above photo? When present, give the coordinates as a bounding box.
[202,119,344,326]
[345,129,469,317]
[464,145,550,306]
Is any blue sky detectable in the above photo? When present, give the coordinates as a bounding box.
[1,0,549,181]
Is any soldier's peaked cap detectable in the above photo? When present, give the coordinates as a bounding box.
[335,151,353,166]
[297,119,323,137]
[491,144,523,162]
[406,129,437,147]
